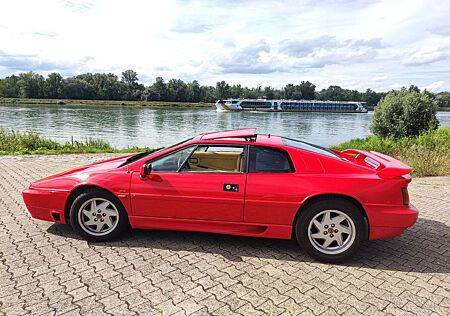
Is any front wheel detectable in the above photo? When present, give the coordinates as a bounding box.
[69,189,129,242]
[295,199,367,262]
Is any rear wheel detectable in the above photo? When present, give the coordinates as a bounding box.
[69,189,129,242]
[295,199,367,262]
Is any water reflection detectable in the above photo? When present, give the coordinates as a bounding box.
[1,104,449,148]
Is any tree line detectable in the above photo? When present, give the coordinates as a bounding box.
[0,70,449,107]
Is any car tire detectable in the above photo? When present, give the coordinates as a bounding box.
[69,189,129,242]
[295,198,367,263]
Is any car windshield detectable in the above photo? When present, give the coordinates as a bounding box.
[282,137,341,159]
[118,137,193,167]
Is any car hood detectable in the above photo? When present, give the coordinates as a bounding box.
[29,154,133,189]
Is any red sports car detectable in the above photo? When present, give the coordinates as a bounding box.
[22,129,418,262]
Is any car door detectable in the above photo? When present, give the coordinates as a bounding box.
[244,145,302,225]
[130,144,247,222]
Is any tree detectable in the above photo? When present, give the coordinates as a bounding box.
[62,78,94,99]
[361,88,383,107]
[263,86,276,99]
[45,73,63,98]
[0,75,20,97]
[230,84,244,98]
[435,92,450,108]
[187,80,201,102]
[17,72,45,98]
[167,79,188,102]
[142,77,167,101]
[284,84,302,99]
[121,70,138,86]
[215,81,230,99]
[120,70,143,100]
[298,81,316,100]
[318,86,345,101]
[370,88,439,139]
[408,85,420,93]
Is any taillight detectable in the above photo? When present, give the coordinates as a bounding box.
[402,187,410,205]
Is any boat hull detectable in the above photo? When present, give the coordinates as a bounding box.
[215,99,369,113]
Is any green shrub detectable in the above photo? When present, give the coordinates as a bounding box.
[370,88,439,139]
[0,128,152,154]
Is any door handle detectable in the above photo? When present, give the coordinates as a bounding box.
[223,184,239,192]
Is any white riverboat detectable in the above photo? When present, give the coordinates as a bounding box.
[215,99,368,113]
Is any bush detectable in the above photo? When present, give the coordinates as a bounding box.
[0,128,152,154]
[370,88,439,139]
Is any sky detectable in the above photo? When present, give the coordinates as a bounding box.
[0,0,449,92]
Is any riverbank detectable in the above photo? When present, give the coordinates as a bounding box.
[0,97,213,108]
[3,98,450,111]
[2,127,449,177]
[0,129,152,155]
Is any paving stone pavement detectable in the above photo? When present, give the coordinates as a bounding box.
[0,154,449,316]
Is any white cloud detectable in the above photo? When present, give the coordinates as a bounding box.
[0,0,450,91]
[421,81,449,92]
[371,75,388,82]
[402,47,448,66]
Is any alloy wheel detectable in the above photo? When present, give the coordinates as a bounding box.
[77,198,119,236]
[307,209,356,255]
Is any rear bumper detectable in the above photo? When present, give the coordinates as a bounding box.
[368,203,419,240]
[22,188,69,224]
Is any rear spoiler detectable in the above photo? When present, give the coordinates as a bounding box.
[341,149,412,179]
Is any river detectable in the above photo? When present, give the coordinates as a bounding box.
[1,104,449,148]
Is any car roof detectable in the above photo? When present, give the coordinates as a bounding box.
[197,128,256,140]
[192,128,283,146]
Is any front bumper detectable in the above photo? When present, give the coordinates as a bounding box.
[22,188,69,224]
[367,203,419,240]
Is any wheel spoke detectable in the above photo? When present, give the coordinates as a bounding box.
[333,215,346,224]
[97,201,110,212]
[335,232,344,246]
[312,219,322,230]
[82,209,93,219]
[322,237,333,248]
[95,222,104,232]
[338,224,351,234]
[103,208,117,217]
[103,215,114,228]
[90,200,96,211]
[322,211,331,224]
[311,232,324,239]
[84,218,97,226]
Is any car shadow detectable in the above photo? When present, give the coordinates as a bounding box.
[47,217,450,273]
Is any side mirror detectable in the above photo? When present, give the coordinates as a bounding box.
[140,164,152,178]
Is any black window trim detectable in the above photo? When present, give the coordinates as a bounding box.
[282,137,342,160]
[248,145,295,173]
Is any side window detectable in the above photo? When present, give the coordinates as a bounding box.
[182,146,245,173]
[249,146,293,173]
[151,146,195,172]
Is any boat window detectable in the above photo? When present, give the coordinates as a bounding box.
[248,146,294,173]
[150,146,196,172]
[181,145,245,173]
[283,138,341,159]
